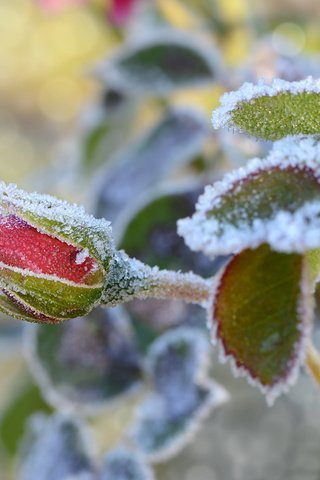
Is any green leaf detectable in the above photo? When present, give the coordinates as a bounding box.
[98,32,219,95]
[128,328,228,462]
[129,383,226,463]
[0,379,51,456]
[95,107,208,225]
[212,78,320,140]
[27,307,142,411]
[119,187,217,276]
[80,93,136,173]
[178,137,320,256]
[212,244,313,403]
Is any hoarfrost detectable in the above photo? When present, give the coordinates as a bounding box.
[100,447,154,480]
[0,181,114,265]
[18,414,95,480]
[128,327,229,462]
[178,137,320,256]
[209,248,314,405]
[212,76,320,131]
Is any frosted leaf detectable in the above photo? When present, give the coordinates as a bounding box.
[128,381,228,463]
[18,414,95,480]
[211,245,313,405]
[100,447,154,480]
[158,374,320,480]
[128,327,229,462]
[146,327,210,407]
[95,30,220,95]
[95,108,208,225]
[212,76,320,140]
[178,137,320,257]
[119,186,222,277]
[0,181,114,271]
[25,307,143,413]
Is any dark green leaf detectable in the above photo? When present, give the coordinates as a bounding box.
[27,307,142,412]
[98,33,219,95]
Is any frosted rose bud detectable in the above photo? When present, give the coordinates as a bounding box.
[0,183,114,323]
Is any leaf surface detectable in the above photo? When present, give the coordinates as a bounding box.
[212,245,312,403]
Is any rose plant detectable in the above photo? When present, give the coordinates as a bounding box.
[4,3,320,479]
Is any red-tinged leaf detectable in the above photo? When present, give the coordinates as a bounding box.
[178,137,320,257]
[0,215,99,285]
[212,244,313,403]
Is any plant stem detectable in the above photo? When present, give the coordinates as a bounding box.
[143,269,212,306]
[305,342,320,385]
[102,250,212,307]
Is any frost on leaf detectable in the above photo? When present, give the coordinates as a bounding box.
[100,447,154,480]
[212,245,313,404]
[96,32,219,95]
[95,108,207,225]
[119,186,219,277]
[178,137,320,257]
[212,77,320,140]
[26,307,142,412]
[128,328,228,462]
[18,414,95,480]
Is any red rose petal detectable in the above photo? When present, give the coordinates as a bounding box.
[0,215,98,284]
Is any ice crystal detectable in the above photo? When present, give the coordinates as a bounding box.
[212,77,320,140]
[18,414,95,480]
[178,137,320,257]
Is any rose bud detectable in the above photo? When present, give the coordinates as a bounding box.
[0,182,114,323]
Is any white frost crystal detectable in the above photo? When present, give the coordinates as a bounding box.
[178,137,320,256]
[212,76,320,131]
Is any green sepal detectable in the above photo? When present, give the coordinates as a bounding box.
[0,266,103,322]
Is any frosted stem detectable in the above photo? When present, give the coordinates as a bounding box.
[305,342,320,386]
[102,250,212,307]
[142,269,211,306]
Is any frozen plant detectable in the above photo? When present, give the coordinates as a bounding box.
[4,78,320,409]
[6,75,320,480]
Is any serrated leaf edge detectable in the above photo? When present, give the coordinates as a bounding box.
[178,137,320,256]
[209,255,314,405]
